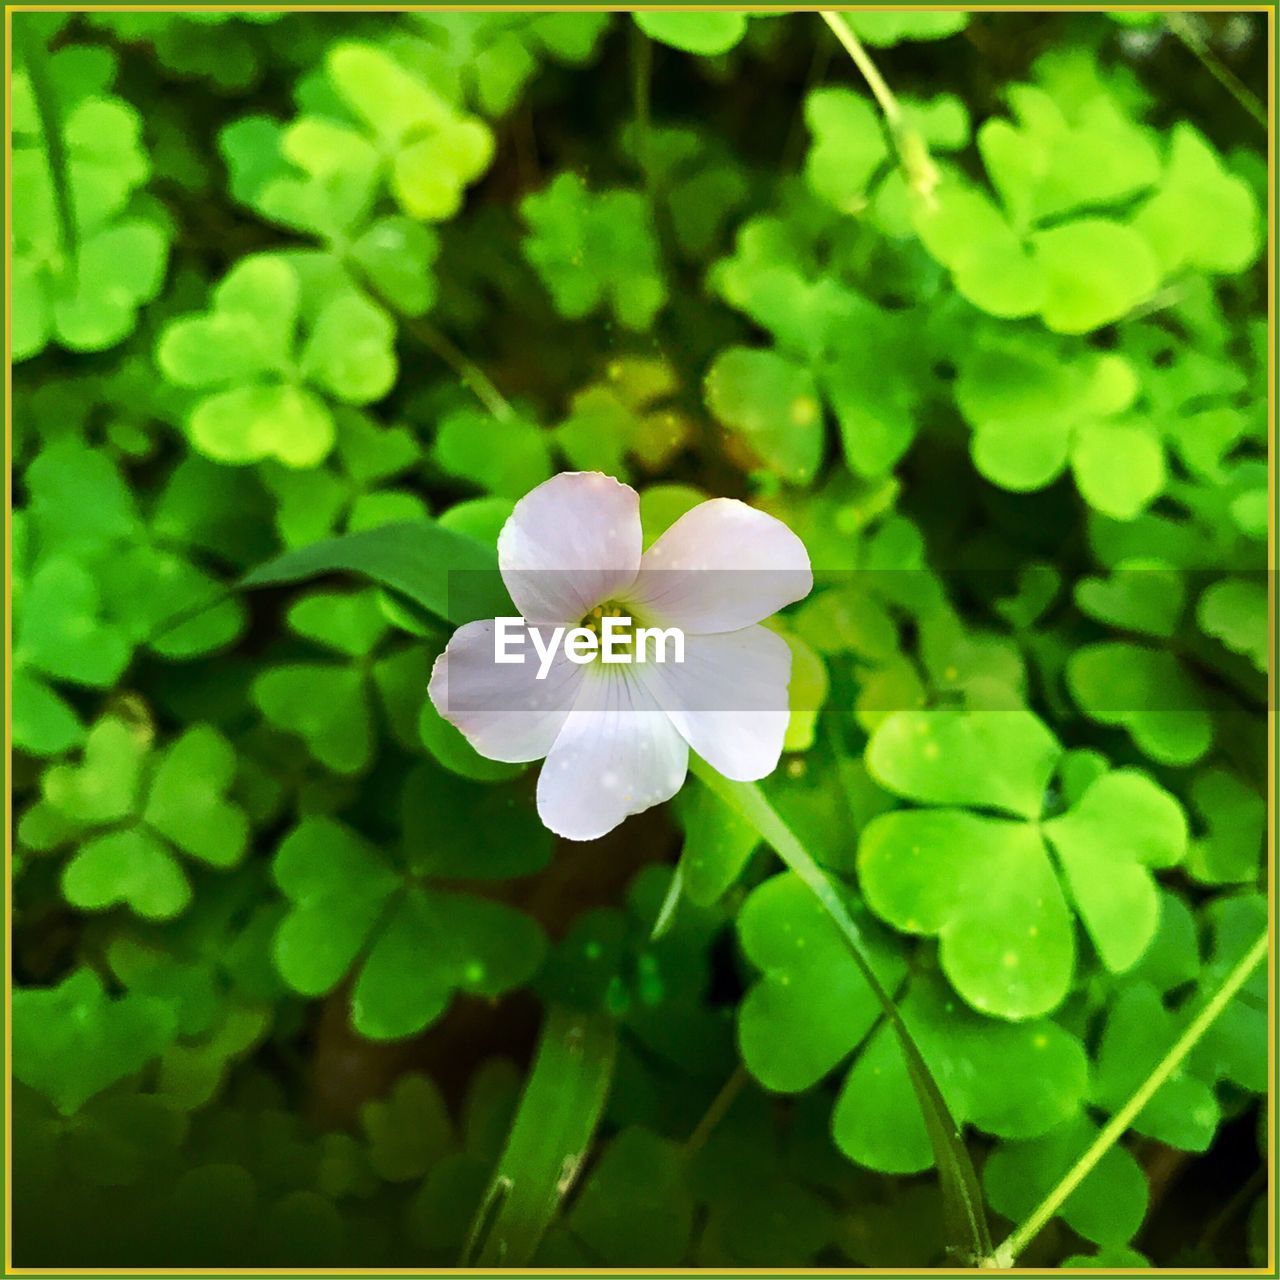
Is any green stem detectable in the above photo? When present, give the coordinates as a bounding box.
[683,1066,748,1157]
[1166,14,1267,131]
[17,17,77,280]
[819,10,939,202]
[631,24,655,196]
[401,315,517,424]
[986,928,1268,1268]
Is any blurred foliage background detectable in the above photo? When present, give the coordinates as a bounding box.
[10,7,1269,1269]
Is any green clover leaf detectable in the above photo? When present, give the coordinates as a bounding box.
[13,43,170,362]
[737,872,1088,1173]
[1075,560,1185,638]
[27,717,251,921]
[633,12,748,56]
[260,408,425,547]
[434,406,553,499]
[860,709,1187,1017]
[1196,577,1267,670]
[842,12,968,45]
[704,347,823,485]
[803,89,888,215]
[325,42,494,222]
[360,1074,452,1181]
[1133,124,1262,276]
[521,172,667,330]
[251,589,392,773]
[956,337,1164,518]
[556,358,692,479]
[221,114,441,317]
[913,79,1169,331]
[984,1117,1148,1248]
[157,253,397,468]
[1185,768,1264,885]
[14,968,178,1114]
[407,13,611,117]
[271,815,546,1040]
[1066,642,1213,765]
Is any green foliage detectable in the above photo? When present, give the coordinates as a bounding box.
[11,8,1266,1271]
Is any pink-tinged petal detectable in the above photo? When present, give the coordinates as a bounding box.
[628,498,812,633]
[536,668,688,841]
[499,472,643,625]
[639,626,792,781]
[428,619,584,763]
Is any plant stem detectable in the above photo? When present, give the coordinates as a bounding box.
[631,24,654,194]
[985,929,1268,1268]
[401,315,517,423]
[683,1066,748,1157]
[819,11,939,203]
[1166,13,1267,130]
[820,10,902,128]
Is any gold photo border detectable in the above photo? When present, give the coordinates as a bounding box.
[3,2,1275,1275]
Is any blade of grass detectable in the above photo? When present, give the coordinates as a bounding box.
[462,1005,617,1267]
[16,16,77,283]
[689,758,992,1264]
[985,927,1268,1268]
[239,519,512,625]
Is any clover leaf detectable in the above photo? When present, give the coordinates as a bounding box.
[557,358,692,479]
[221,114,441,318]
[1091,981,1220,1151]
[258,408,425,548]
[842,11,968,45]
[360,1073,452,1181]
[521,173,667,330]
[704,347,823,485]
[13,38,170,362]
[1075,560,1184,638]
[956,336,1164,518]
[14,968,178,1114]
[24,717,251,921]
[157,253,397,468]
[1185,768,1264,885]
[251,589,407,774]
[1196,577,1267,670]
[323,42,494,222]
[859,709,1187,1017]
[406,13,611,117]
[271,815,545,1040]
[736,872,1089,1172]
[912,78,1177,331]
[434,406,553,499]
[551,1127,692,1266]
[1066,642,1213,765]
[984,1117,1148,1248]
[804,89,889,215]
[1133,124,1262,276]
[634,12,748,56]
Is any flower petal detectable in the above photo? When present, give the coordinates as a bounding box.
[536,667,689,841]
[638,625,792,781]
[628,498,812,633]
[428,619,584,763]
[499,472,643,625]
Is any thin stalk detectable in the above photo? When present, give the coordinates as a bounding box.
[986,929,1268,1268]
[17,17,77,280]
[401,315,517,423]
[820,10,903,128]
[631,24,654,194]
[1166,13,1267,131]
[683,1066,748,1158]
[819,10,939,202]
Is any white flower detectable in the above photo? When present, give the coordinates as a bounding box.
[428,471,813,841]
